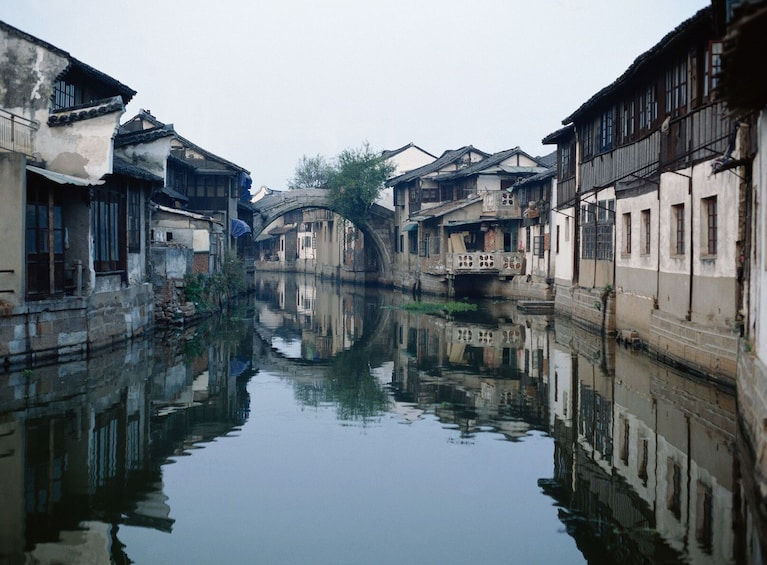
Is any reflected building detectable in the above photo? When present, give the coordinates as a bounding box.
[0,339,154,563]
[388,304,552,440]
[546,317,737,564]
[252,272,372,362]
[0,315,254,563]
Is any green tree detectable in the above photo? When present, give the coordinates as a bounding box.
[288,154,332,189]
[327,142,394,225]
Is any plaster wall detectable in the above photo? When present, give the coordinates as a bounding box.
[475,173,501,192]
[0,32,67,121]
[37,113,121,180]
[658,161,739,325]
[115,137,172,180]
[192,229,210,253]
[388,146,435,177]
[0,153,25,305]
[553,204,574,291]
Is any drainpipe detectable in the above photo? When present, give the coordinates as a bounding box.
[655,177,661,309]
[686,172,693,321]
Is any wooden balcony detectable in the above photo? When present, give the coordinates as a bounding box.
[0,108,37,157]
[481,191,522,218]
[446,251,525,276]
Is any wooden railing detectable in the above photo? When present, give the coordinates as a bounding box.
[446,251,525,275]
[0,109,37,157]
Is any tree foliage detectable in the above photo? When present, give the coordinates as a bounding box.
[327,142,394,225]
[289,143,394,225]
[288,154,332,189]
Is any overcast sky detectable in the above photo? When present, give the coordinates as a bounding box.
[5,0,709,190]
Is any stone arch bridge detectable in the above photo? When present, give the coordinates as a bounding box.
[251,188,395,285]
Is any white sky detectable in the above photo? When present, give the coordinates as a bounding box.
[4,0,709,190]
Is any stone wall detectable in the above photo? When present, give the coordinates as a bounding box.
[647,309,738,383]
[0,284,153,369]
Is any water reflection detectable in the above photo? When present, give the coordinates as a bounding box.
[0,272,760,563]
[542,319,738,564]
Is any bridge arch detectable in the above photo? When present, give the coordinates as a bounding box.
[251,188,395,284]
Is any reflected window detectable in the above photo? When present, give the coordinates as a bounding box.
[667,459,682,520]
[696,481,713,554]
[638,437,649,485]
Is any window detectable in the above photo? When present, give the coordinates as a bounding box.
[599,108,614,152]
[408,230,418,254]
[525,226,531,252]
[533,236,545,258]
[26,184,64,298]
[556,225,560,254]
[582,199,614,261]
[128,189,141,253]
[665,56,688,116]
[639,85,657,132]
[672,203,685,255]
[620,99,636,142]
[703,196,717,255]
[582,120,594,158]
[596,224,614,260]
[638,438,649,484]
[620,418,630,464]
[641,209,651,255]
[706,41,723,96]
[429,236,440,256]
[623,213,632,255]
[696,481,714,553]
[51,80,77,110]
[560,139,576,179]
[422,188,439,202]
[565,216,570,242]
[92,188,126,273]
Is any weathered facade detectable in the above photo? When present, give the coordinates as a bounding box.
[389,146,551,297]
[544,7,741,378]
[0,21,158,366]
[715,0,767,557]
[115,109,253,256]
[115,110,254,307]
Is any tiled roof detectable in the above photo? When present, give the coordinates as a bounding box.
[535,151,557,168]
[434,147,547,182]
[514,167,556,187]
[381,142,437,160]
[117,112,250,175]
[411,194,482,221]
[114,124,175,147]
[112,156,164,182]
[386,146,490,186]
[159,186,189,202]
[562,7,712,124]
[542,124,574,145]
[47,96,125,126]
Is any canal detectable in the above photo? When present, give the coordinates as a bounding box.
[0,272,759,563]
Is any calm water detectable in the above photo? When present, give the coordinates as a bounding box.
[0,272,759,564]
